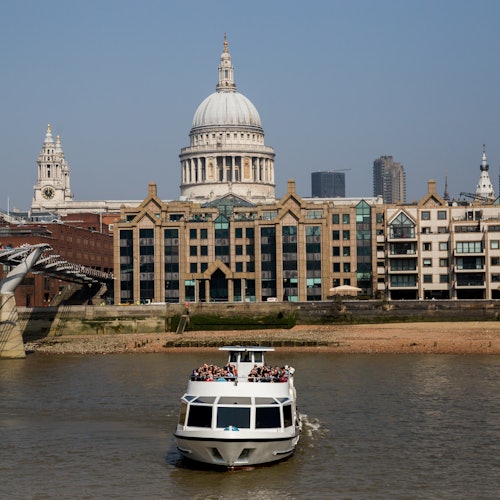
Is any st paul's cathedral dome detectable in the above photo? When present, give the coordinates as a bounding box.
[179,35,275,203]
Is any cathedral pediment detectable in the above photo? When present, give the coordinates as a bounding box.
[201,193,256,209]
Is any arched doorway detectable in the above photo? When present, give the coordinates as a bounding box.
[210,269,228,301]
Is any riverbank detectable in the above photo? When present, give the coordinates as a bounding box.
[24,321,500,354]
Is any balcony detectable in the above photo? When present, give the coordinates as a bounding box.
[454,265,484,272]
[389,283,418,288]
[388,246,417,257]
[389,231,416,241]
[389,278,418,288]
[388,267,418,274]
[455,280,485,288]
[453,249,485,256]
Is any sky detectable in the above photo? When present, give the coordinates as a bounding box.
[1,0,500,211]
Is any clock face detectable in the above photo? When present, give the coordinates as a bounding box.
[42,186,55,200]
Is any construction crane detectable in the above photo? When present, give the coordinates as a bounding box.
[459,192,494,203]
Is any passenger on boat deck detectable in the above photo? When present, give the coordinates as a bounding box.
[190,362,238,381]
[248,364,290,382]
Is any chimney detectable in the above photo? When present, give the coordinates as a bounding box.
[148,182,157,197]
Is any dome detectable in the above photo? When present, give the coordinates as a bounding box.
[179,36,276,204]
[192,91,262,129]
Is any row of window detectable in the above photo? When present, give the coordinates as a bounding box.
[192,132,263,143]
[332,214,351,224]
[130,234,500,260]
[189,227,256,239]
[390,274,500,285]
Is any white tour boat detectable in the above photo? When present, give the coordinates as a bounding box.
[173,346,300,468]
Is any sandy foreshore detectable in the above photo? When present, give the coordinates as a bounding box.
[24,321,500,355]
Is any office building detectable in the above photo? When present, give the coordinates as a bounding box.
[373,156,406,203]
[311,171,345,198]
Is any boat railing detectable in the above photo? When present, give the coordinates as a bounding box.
[189,375,292,383]
[189,364,294,383]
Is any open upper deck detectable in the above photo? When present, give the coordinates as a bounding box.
[189,346,294,383]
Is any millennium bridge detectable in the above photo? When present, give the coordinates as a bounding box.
[0,244,113,358]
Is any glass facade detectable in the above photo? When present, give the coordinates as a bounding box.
[261,226,276,300]
[306,226,321,300]
[164,228,180,302]
[356,201,372,288]
[119,229,133,302]
[139,228,154,301]
[282,226,298,301]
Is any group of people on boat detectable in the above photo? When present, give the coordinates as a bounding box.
[190,362,238,381]
[248,364,293,383]
[190,362,295,382]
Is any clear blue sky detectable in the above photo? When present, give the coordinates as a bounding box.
[1,0,500,210]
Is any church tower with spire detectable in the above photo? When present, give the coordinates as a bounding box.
[475,145,495,201]
[32,124,73,211]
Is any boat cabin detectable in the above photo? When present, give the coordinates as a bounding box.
[219,346,275,379]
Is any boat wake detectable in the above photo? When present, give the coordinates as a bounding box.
[300,414,330,445]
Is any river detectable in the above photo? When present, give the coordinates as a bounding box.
[0,352,498,499]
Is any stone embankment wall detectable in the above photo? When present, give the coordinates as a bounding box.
[16,300,500,339]
[296,299,500,324]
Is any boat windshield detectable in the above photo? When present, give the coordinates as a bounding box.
[179,396,295,430]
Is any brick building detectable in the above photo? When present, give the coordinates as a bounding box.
[0,218,113,306]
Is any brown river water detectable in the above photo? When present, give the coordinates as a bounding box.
[0,352,498,499]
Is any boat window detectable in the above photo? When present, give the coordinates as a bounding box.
[241,352,251,362]
[277,397,290,403]
[178,402,187,426]
[253,352,263,363]
[216,407,251,429]
[218,397,251,405]
[255,397,277,405]
[184,395,197,402]
[255,407,281,429]
[229,352,239,363]
[194,396,216,404]
[283,405,293,428]
[187,405,213,428]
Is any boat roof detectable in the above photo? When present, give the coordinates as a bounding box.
[219,346,275,352]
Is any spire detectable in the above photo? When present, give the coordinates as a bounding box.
[43,124,54,144]
[475,144,495,201]
[216,33,236,92]
[55,135,64,154]
[443,172,450,201]
[481,144,489,171]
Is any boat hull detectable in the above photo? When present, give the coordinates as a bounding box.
[173,430,300,468]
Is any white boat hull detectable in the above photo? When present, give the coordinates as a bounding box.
[174,429,300,467]
[173,346,300,469]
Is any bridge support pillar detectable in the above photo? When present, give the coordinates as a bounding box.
[0,292,25,358]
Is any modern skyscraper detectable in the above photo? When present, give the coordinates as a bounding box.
[373,156,406,203]
[311,171,345,197]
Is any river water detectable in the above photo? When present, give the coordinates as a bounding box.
[0,352,498,499]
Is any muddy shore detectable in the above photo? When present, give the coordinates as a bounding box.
[25,321,500,355]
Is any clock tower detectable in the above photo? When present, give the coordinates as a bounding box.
[32,124,73,211]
